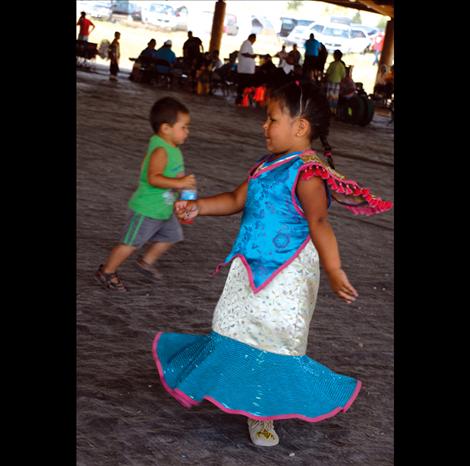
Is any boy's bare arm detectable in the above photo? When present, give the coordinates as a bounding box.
[147,148,195,190]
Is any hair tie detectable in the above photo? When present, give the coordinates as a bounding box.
[295,80,300,87]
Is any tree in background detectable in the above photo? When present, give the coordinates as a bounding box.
[376,15,388,30]
[287,1,304,11]
[351,11,362,24]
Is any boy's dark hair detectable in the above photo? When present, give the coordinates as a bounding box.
[267,80,330,144]
[149,97,189,132]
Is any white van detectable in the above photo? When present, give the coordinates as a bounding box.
[290,22,370,54]
[187,10,239,38]
[348,26,372,54]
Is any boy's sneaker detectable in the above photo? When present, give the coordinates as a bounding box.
[136,258,163,280]
[247,419,279,447]
[95,265,128,292]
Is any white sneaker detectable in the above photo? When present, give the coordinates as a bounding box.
[247,419,279,447]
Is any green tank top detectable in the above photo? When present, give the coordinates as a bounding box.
[128,135,185,219]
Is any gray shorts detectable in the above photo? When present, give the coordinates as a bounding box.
[120,210,184,248]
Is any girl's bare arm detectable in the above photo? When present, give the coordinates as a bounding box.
[198,180,248,216]
[296,175,358,303]
[175,180,248,219]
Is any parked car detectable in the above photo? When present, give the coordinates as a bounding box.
[188,11,238,38]
[287,21,370,54]
[330,16,352,26]
[349,26,372,54]
[315,23,352,53]
[284,25,310,47]
[279,17,315,37]
[129,1,142,21]
[174,5,189,31]
[79,1,112,21]
[352,25,382,51]
[109,0,141,22]
[285,22,324,48]
[246,15,279,41]
[224,13,239,36]
[141,3,177,30]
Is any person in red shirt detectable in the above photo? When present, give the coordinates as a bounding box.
[77,11,95,42]
[372,33,384,66]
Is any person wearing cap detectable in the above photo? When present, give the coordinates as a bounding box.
[155,40,177,75]
[77,11,95,42]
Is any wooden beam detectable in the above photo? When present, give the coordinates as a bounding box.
[357,1,394,18]
[308,1,394,17]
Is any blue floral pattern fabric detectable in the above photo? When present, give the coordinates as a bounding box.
[223,152,314,290]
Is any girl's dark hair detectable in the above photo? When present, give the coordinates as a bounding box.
[268,80,330,143]
[149,97,189,132]
[267,80,334,167]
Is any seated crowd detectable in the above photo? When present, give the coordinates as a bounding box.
[127,31,392,120]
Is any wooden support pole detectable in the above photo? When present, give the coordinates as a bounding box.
[209,0,226,53]
[376,18,394,83]
[380,19,394,69]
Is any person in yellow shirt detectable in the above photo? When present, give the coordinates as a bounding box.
[325,49,346,115]
[109,31,121,81]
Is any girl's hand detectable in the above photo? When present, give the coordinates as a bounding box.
[175,200,199,221]
[326,268,358,304]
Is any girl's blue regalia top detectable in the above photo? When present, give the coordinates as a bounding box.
[220,151,330,291]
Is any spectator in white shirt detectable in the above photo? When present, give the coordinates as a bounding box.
[236,34,257,105]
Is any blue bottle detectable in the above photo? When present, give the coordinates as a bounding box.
[180,189,198,201]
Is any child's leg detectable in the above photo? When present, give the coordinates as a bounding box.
[101,211,152,273]
[102,244,137,273]
[96,244,135,291]
[140,241,173,266]
[136,214,183,278]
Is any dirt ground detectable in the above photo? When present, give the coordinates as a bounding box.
[77,64,394,465]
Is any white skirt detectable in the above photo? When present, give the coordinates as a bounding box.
[212,241,320,356]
